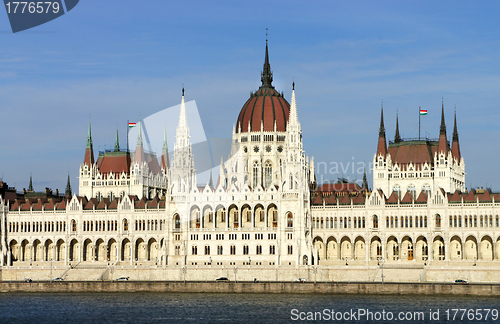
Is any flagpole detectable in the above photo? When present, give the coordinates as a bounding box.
[419,106,421,140]
[127,119,129,152]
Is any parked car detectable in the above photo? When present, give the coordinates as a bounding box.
[53,277,64,281]
[25,278,32,283]
[294,278,306,283]
[216,277,229,282]
[116,277,129,281]
[454,279,469,284]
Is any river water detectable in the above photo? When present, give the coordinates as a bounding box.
[1,292,499,323]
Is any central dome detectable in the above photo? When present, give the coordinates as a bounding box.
[236,43,290,133]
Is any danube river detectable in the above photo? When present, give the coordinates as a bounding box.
[1,292,499,323]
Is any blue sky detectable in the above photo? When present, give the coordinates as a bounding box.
[2,1,500,193]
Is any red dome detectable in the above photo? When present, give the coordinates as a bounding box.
[236,42,290,133]
[236,87,290,133]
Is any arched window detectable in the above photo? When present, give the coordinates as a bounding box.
[264,161,272,188]
[424,216,428,227]
[71,219,77,232]
[423,184,431,198]
[96,192,102,201]
[253,161,259,188]
[108,192,115,201]
[122,219,128,231]
[246,210,251,222]
[373,215,378,229]
[287,212,293,228]
[435,214,441,228]
[174,214,181,229]
[289,174,293,190]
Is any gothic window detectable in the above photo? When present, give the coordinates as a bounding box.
[373,215,378,229]
[192,246,197,255]
[259,210,264,222]
[435,214,441,228]
[217,245,223,255]
[243,245,249,255]
[256,245,262,255]
[253,161,259,188]
[289,174,293,190]
[287,245,293,255]
[204,246,210,255]
[221,210,226,223]
[122,219,128,231]
[264,160,272,188]
[287,212,293,228]
[71,219,77,232]
[96,192,102,201]
[175,246,180,255]
[269,245,275,255]
[424,216,428,227]
[246,210,251,222]
[174,214,181,229]
[230,245,236,255]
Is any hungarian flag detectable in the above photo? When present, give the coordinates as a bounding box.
[419,109,427,115]
[128,122,137,128]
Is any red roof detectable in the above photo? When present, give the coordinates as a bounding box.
[416,191,428,203]
[401,192,413,204]
[236,87,290,133]
[387,142,436,169]
[353,194,365,205]
[387,192,399,204]
[96,153,131,175]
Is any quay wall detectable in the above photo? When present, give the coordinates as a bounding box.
[0,281,499,296]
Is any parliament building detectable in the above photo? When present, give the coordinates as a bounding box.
[1,43,499,282]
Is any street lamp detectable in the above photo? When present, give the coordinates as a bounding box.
[377,257,385,284]
[345,257,348,266]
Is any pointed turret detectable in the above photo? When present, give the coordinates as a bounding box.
[362,167,368,189]
[288,81,299,126]
[83,121,95,167]
[451,109,461,163]
[438,100,449,154]
[28,174,33,192]
[376,104,387,158]
[65,173,72,197]
[394,111,401,143]
[209,170,213,188]
[260,38,273,88]
[161,128,170,170]
[178,87,188,130]
[134,120,145,164]
[114,127,120,152]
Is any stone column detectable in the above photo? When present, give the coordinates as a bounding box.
[365,236,370,263]
[444,241,450,261]
[130,243,133,265]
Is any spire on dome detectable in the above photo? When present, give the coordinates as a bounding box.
[394,110,401,143]
[83,121,95,166]
[452,107,461,163]
[65,173,72,197]
[261,30,273,88]
[114,127,120,152]
[376,103,387,158]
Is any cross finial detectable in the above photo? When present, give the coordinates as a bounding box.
[182,84,184,96]
[266,28,268,44]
